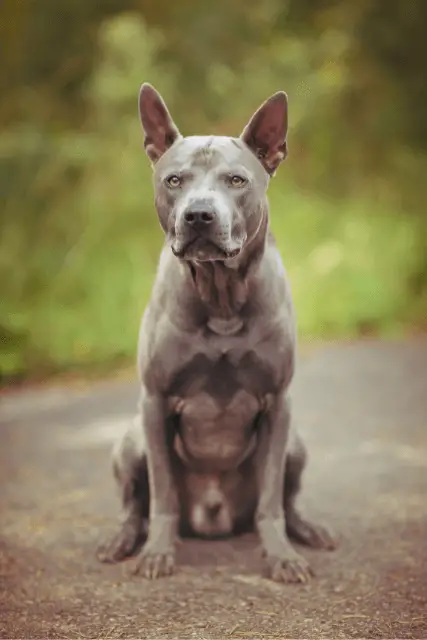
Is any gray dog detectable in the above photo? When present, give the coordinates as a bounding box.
[97,84,337,583]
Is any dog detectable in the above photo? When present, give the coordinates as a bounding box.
[97,83,337,582]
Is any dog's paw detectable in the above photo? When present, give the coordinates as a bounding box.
[131,544,175,579]
[263,549,314,584]
[286,511,338,551]
[96,521,144,564]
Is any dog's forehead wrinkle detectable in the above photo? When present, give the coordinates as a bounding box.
[190,145,219,167]
[178,136,247,166]
[159,137,261,186]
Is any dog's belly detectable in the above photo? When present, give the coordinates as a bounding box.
[174,400,259,471]
[168,350,275,471]
[174,430,258,473]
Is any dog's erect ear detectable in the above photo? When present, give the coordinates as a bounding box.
[138,83,182,163]
[240,91,288,176]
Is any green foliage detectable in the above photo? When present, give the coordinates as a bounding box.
[1,10,426,380]
[269,186,426,338]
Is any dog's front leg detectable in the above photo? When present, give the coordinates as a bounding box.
[255,393,313,583]
[131,388,179,579]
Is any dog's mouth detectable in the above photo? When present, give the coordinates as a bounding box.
[171,237,241,261]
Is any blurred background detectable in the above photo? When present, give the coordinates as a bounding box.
[1,0,426,383]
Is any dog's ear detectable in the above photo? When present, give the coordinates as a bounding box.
[138,83,182,163]
[240,91,288,176]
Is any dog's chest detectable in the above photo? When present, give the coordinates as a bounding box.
[206,316,244,336]
[168,347,275,401]
[170,349,271,469]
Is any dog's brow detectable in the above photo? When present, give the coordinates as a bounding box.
[191,144,221,167]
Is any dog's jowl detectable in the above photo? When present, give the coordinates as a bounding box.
[97,84,337,583]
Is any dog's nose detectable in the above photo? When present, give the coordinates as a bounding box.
[183,210,215,227]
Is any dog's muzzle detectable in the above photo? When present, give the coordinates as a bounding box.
[171,201,241,261]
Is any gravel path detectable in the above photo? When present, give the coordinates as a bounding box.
[1,339,427,639]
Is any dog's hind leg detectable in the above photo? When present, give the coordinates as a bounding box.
[97,418,149,563]
[284,431,338,551]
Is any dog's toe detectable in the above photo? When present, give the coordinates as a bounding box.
[286,511,338,551]
[264,550,314,584]
[96,523,144,563]
[131,546,175,579]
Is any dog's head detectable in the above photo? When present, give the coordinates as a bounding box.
[138,84,288,262]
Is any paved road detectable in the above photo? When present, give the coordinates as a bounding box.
[1,339,427,639]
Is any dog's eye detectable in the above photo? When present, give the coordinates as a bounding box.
[165,174,181,188]
[229,175,247,187]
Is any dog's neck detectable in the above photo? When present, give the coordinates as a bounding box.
[184,213,269,331]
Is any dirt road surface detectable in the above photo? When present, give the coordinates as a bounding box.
[1,339,427,639]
